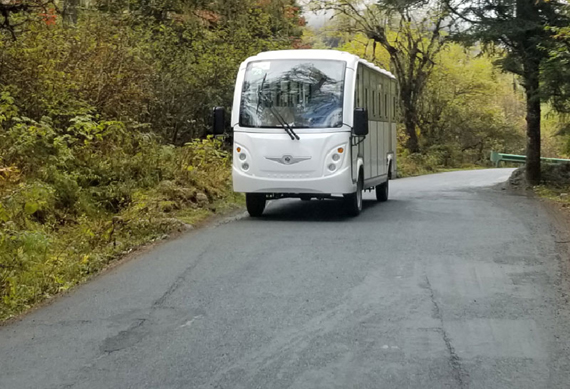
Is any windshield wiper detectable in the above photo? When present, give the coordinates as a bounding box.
[259,93,300,141]
[257,77,300,141]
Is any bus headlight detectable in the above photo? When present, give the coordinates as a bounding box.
[235,144,252,173]
[325,144,347,176]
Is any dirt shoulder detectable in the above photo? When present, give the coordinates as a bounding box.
[505,166,570,272]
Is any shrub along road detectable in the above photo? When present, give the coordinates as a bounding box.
[2,169,570,389]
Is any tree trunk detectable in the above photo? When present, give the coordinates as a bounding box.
[523,58,541,186]
[517,0,542,186]
[401,87,420,153]
[63,0,80,25]
[404,114,420,153]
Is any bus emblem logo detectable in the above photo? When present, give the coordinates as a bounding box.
[266,156,312,165]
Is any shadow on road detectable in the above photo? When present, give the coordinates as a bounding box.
[257,198,382,222]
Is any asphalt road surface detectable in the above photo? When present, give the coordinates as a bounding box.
[2,169,570,389]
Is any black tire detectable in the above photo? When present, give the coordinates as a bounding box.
[344,173,363,217]
[376,179,389,202]
[246,193,266,217]
[300,195,312,201]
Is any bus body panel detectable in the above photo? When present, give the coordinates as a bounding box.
[353,62,397,187]
[233,166,354,194]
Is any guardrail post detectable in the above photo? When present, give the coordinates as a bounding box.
[490,151,500,167]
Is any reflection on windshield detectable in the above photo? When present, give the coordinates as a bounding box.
[240,60,345,129]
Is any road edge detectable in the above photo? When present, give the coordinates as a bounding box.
[0,205,248,327]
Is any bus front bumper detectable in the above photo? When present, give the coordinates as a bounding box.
[233,167,355,194]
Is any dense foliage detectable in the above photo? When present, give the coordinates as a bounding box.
[543,4,570,116]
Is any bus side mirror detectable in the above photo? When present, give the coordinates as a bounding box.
[212,107,225,135]
[353,108,369,136]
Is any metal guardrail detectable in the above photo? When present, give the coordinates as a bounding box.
[490,151,570,167]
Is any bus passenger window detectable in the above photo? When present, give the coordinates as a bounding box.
[378,85,382,118]
[377,88,382,118]
[356,74,360,107]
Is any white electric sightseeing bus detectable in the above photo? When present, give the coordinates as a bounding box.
[212,50,398,217]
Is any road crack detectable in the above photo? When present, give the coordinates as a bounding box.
[425,275,469,388]
[152,248,208,307]
[95,248,209,359]
[100,318,147,354]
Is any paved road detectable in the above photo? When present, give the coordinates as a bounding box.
[2,169,570,389]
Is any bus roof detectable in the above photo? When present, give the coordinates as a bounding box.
[244,49,396,80]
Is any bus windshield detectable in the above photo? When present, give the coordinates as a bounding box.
[239,60,346,129]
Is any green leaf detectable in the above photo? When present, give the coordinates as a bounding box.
[24,202,39,215]
[0,204,9,222]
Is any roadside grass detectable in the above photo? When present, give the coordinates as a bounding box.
[518,164,570,208]
[431,165,487,174]
[175,194,245,226]
[535,185,570,205]
[395,143,494,178]
[398,157,486,178]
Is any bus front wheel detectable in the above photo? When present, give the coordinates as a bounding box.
[344,174,363,217]
[246,193,266,217]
